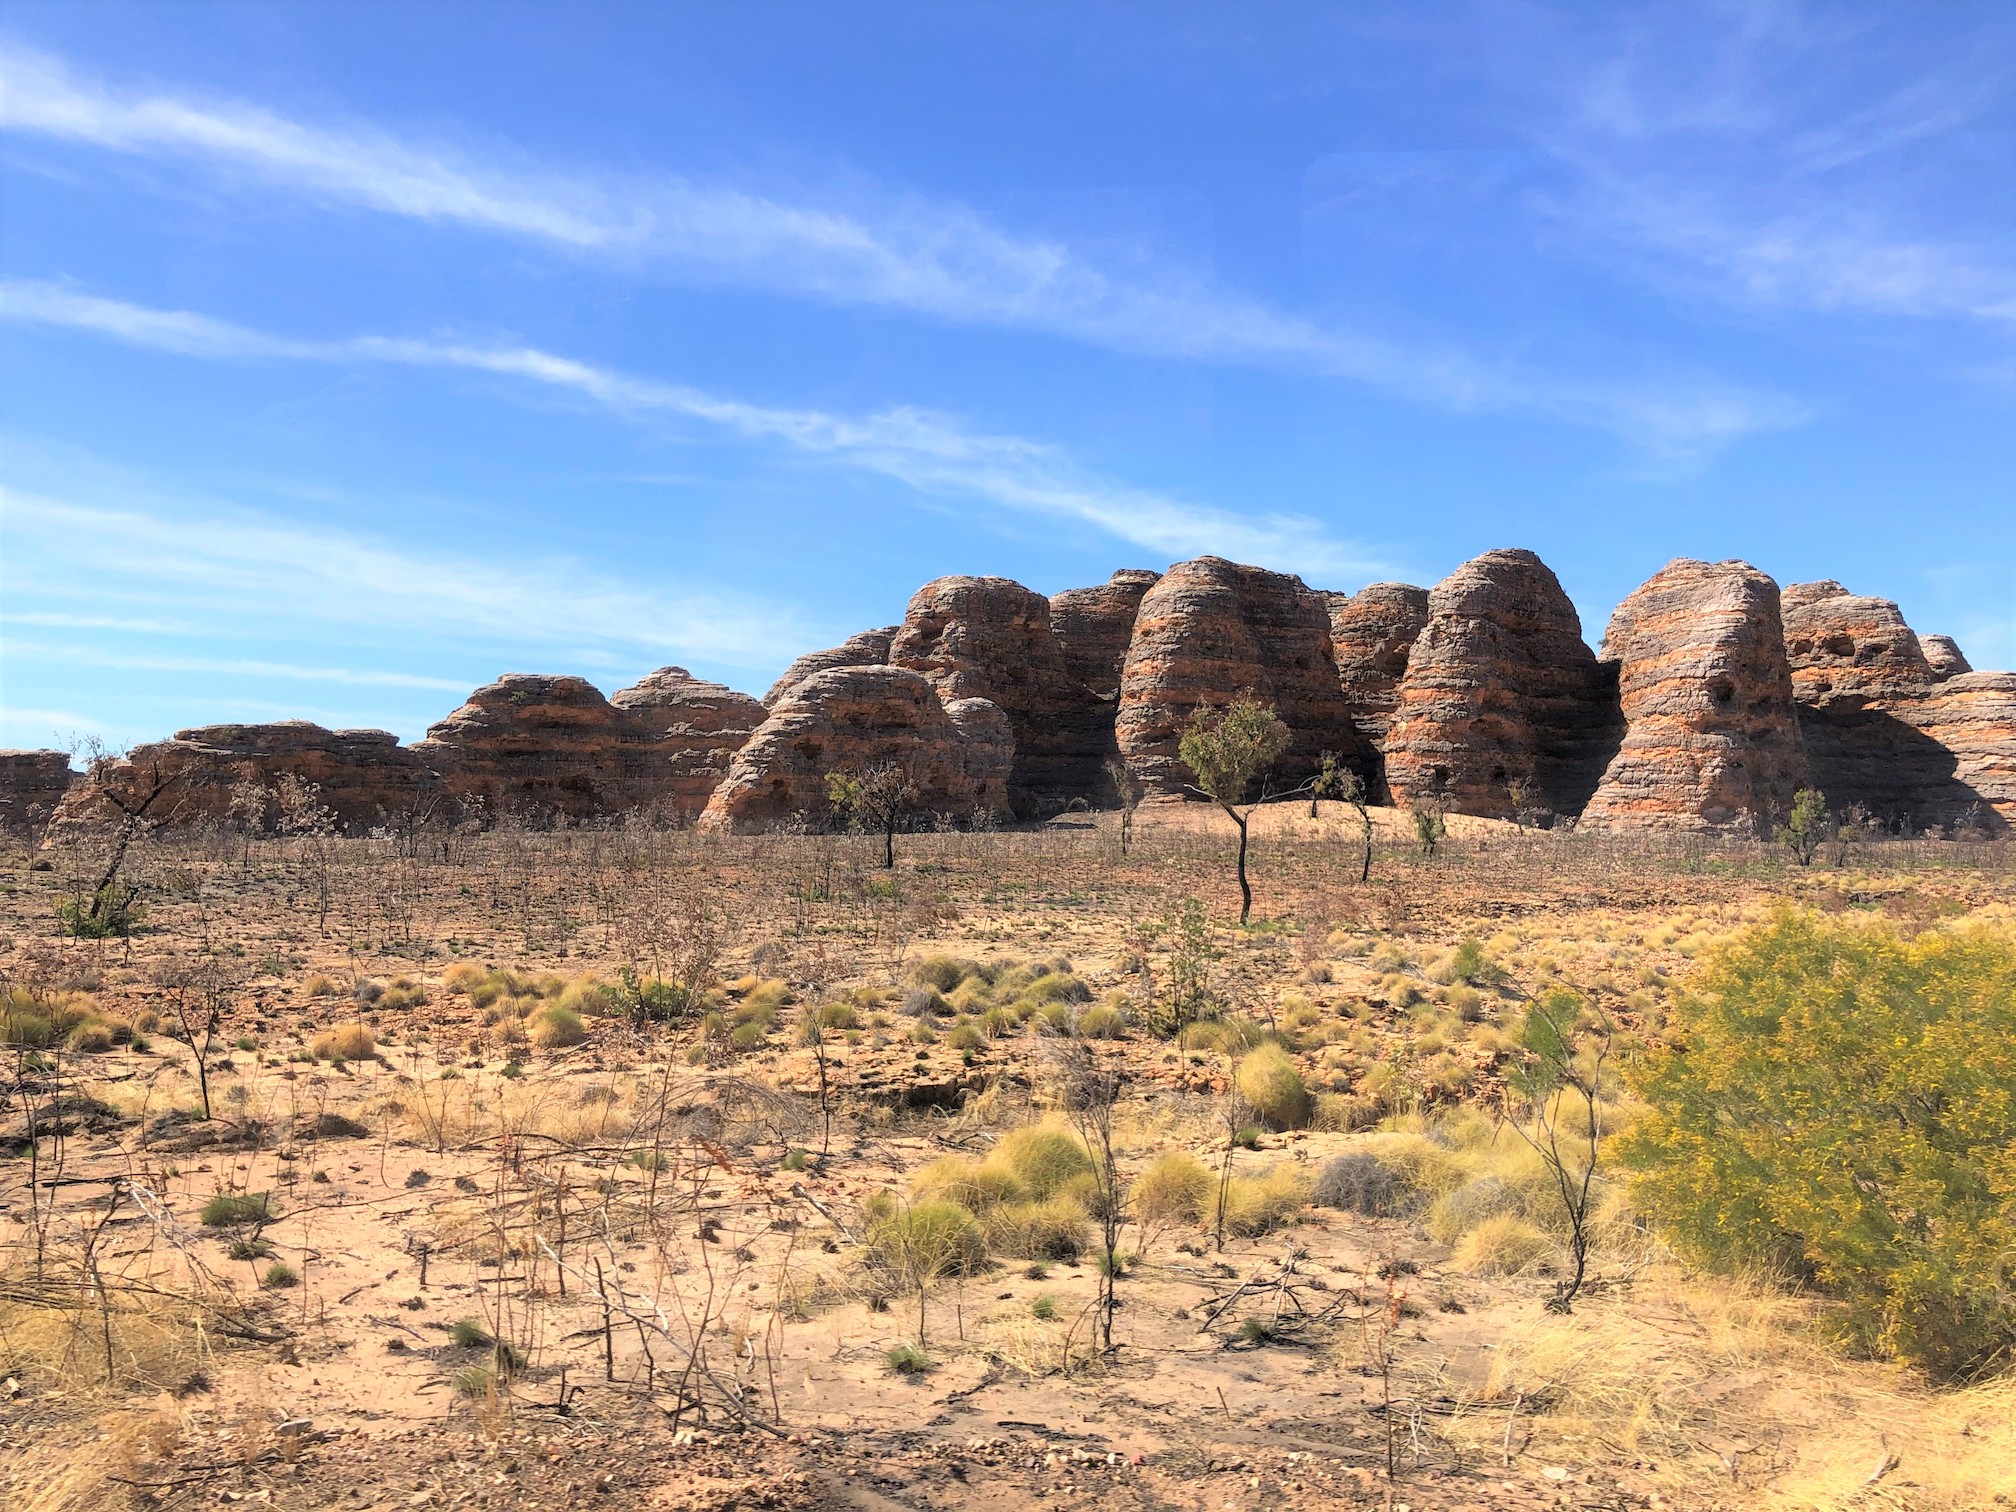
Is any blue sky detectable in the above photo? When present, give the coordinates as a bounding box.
[2,2,2011,751]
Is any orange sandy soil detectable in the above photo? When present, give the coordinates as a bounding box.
[4,804,2011,1511]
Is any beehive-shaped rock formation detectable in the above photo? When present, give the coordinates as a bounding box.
[698,667,1011,831]
[1581,560,1806,832]
[1051,570,1160,695]
[1116,557,1369,795]
[1382,549,1622,820]
[764,627,898,705]
[889,575,1107,811]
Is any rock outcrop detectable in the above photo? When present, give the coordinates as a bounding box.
[764,628,898,705]
[889,576,1108,811]
[1326,582,1431,790]
[1383,549,1622,820]
[1899,673,2016,827]
[414,675,666,821]
[609,667,767,814]
[44,723,441,837]
[1581,560,1807,832]
[1051,570,1160,695]
[1116,557,1370,795]
[0,750,76,833]
[1781,584,2005,828]
[698,667,1011,832]
[1921,635,1972,680]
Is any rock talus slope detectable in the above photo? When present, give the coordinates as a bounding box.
[1581,560,1806,832]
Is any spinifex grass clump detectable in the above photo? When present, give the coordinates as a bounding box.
[200,1192,275,1227]
[903,1122,1102,1262]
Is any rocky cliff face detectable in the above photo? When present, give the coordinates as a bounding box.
[1581,560,1807,832]
[1051,570,1160,695]
[889,575,1108,812]
[414,675,668,821]
[1325,582,1431,793]
[45,723,442,837]
[1899,673,2016,827]
[1383,549,1622,820]
[1781,584,2002,828]
[764,628,898,705]
[0,750,76,834]
[1116,557,1370,795]
[698,666,1011,832]
[609,666,767,814]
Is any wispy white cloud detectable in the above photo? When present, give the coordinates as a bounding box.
[0,38,1803,457]
[0,279,1391,579]
[0,475,811,671]
[7,640,473,690]
[4,609,192,633]
[1535,10,2016,327]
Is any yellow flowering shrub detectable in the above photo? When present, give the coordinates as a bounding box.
[1622,910,2016,1374]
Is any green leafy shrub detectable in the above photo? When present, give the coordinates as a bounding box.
[56,885,143,939]
[1235,1043,1309,1129]
[1623,911,2016,1374]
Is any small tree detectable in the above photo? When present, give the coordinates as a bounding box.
[59,741,181,938]
[1503,988,1611,1313]
[1308,749,1343,819]
[1336,768,1376,884]
[1410,800,1446,858]
[1779,787,1828,867]
[1178,697,1293,924]
[162,959,233,1122]
[1103,756,1145,856]
[826,761,921,869]
[1053,1042,1127,1352]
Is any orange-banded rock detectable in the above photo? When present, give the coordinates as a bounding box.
[418,671,758,822]
[763,627,898,705]
[1382,549,1622,820]
[1325,582,1431,794]
[1581,560,1806,832]
[44,723,442,837]
[1896,673,2016,827]
[697,666,1011,831]
[1116,557,1371,795]
[1782,584,2007,828]
[0,750,76,833]
[889,575,1108,812]
[1051,569,1160,695]
[609,666,767,814]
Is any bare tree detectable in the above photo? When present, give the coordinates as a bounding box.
[1052,1042,1127,1352]
[825,760,921,869]
[1179,697,1295,924]
[162,958,234,1122]
[60,740,182,938]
